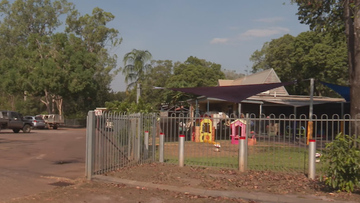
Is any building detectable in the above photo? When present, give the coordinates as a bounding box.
[187,69,346,117]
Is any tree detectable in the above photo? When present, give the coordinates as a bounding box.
[163,56,225,105]
[66,7,122,112]
[250,31,348,96]
[0,0,74,114]
[0,1,121,117]
[222,69,245,80]
[121,49,152,90]
[292,0,360,119]
[141,60,173,107]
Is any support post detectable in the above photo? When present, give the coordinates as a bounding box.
[86,111,95,180]
[238,136,247,172]
[293,106,297,139]
[207,100,210,114]
[179,135,185,167]
[144,131,149,159]
[238,103,242,117]
[195,100,199,115]
[159,133,164,163]
[308,139,316,180]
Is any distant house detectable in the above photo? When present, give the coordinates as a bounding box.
[187,68,346,117]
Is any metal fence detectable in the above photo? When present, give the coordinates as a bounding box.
[85,111,360,179]
[158,113,360,173]
[62,119,87,127]
[85,111,157,178]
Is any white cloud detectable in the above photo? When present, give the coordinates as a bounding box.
[239,27,290,40]
[254,17,284,23]
[210,38,229,44]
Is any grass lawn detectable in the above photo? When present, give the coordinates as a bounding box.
[160,141,324,172]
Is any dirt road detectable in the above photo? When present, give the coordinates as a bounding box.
[0,128,86,202]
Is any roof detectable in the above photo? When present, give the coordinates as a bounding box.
[218,69,289,96]
[170,81,295,104]
[187,94,345,107]
[218,79,234,86]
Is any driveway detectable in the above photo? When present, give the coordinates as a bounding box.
[0,128,86,202]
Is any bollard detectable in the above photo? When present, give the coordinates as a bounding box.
[308,139,316,179]
[179,135,185,167]
[238,136,247,172]
[159,133,164,163]
[144,131,149,159]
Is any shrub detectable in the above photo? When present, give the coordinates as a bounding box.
[321,133,360,192]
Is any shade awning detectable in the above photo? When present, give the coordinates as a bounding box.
[263,100,341,107]
[320,81,350,102]
[169,81,296,103]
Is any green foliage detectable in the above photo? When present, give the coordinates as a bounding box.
[223,69,245,80]
[141,60,173,107]
[250,31,348,96]
[0,0,121,117]
[163,56,225,105]
[105,99,154,114]
[321,133,360,192]
[291,0,345,36]
[121,49,152,90]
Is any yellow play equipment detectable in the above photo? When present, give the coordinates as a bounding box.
[192,116,220,146]
[200,118,213,143]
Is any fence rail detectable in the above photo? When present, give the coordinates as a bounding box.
[85,111,360,180]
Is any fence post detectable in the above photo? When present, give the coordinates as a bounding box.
[152,114,157,162]
[135,113,141,161]
[179,134,185,167]
[159,133,164,163]
[144,131,149,159]
[238,136,247,172]
[86,111,95,180]
[308,139,316,179]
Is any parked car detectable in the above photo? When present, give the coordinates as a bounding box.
[23,116,46,129]
[0,110,33,133]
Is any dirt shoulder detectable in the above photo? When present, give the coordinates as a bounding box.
[106,163,360,202]
[7,179,254,203]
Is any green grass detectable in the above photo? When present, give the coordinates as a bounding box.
[161,145,324,172]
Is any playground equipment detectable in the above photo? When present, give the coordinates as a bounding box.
[192,115,221,150]
[230,119,256,146]
[192,115,215,143]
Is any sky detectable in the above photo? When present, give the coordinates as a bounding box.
[69,0,310,92]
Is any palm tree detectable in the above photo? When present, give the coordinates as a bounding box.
[121,49,152,90]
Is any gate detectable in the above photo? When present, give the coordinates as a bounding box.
[85,111,157,179]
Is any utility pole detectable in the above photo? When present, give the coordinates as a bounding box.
[309,78,314,120]
[307,78,314,145]
[136,83,141,104]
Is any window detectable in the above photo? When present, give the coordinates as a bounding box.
[10,112,18,119]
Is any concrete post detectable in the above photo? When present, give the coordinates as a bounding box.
[86,111,95,180]
[179,135,185,167]
[144,131,149,159]
[308,139,316,179]
[159,133,164,163]
[238,136,247,172]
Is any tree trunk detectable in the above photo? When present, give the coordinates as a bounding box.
[54,95,63,116]
[40,89,51,114]
[346,0,360,137]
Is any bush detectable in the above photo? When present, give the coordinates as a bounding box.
[321,133,360,192]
